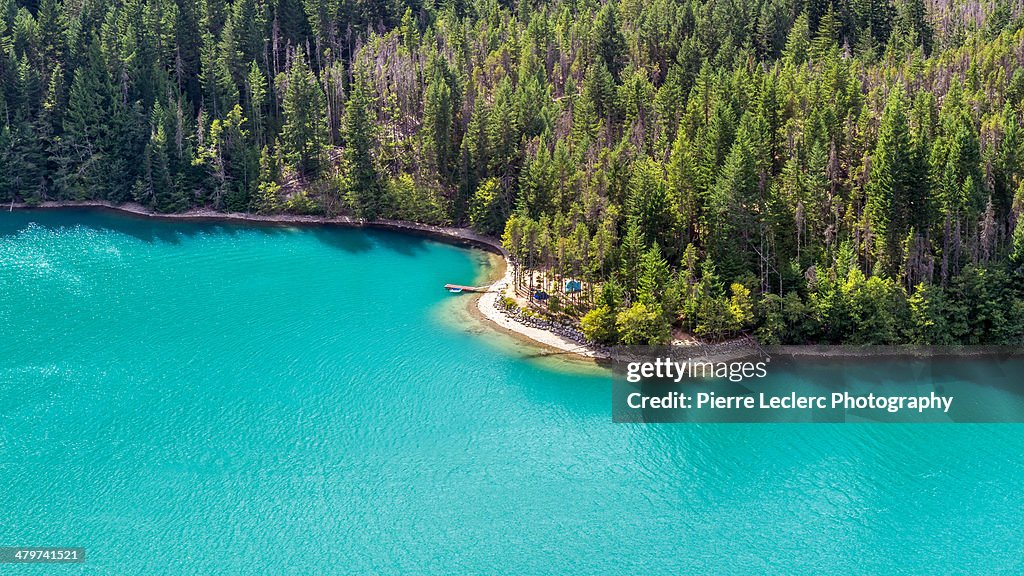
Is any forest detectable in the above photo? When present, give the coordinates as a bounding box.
[1,0,1023,345]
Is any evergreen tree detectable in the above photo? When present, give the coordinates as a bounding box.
[637,243,670,307]
[867,86,915,274]
[709,123,758,281]
[341,68,381,219]
[146,120,180,212]
[52,38,110,200]
[593,2,626,81]
[253,144,282,214]
[281,49,326,177]
[247,61,267,146]
[1011,201,1024,276]
[627,157,677,255]
[469,178,505,235]
[422,56,457,185]
[783,12,810,65]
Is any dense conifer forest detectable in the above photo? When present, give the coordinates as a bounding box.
[2,0,1024,344]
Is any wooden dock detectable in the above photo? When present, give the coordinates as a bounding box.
[444,284,490,293]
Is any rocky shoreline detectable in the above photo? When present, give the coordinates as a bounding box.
[491,295,612,355]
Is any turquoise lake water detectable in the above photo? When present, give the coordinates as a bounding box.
[1,210,1022,574]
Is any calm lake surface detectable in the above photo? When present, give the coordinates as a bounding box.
[1,210,1021,574]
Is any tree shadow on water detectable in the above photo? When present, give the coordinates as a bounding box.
[310,226,432,257]
[1,208,306,246]
[309,227,375,254]
[73,212,229,245]
[367,228,430,257]
[0,209,189,244]
[5,208,446,261]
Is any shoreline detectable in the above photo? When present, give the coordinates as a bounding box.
[8,200,506,254]
[469,253,611,361]
[10,202,1020,362]
[8,200,609,360]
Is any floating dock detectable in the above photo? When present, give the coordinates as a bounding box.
[444,284,490,293]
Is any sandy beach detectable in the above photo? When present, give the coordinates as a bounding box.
[471,257,609,360]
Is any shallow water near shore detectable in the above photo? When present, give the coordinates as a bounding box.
[2,209,1023,574]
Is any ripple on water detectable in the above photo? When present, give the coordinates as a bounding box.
[1,210,1023,575]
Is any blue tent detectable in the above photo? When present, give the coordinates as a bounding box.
[565,279,582,293]
[533,290,550,301]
